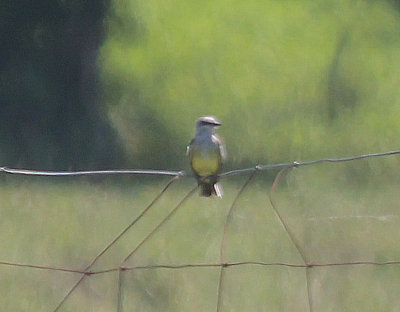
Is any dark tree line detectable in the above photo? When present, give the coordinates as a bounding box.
[0,0,123,169]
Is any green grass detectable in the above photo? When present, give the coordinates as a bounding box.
[1,161,400,311]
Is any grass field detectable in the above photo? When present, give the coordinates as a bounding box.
[1,158,400,311]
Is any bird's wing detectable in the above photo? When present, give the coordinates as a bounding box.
[187,138,195,156]
[212,135,226,160]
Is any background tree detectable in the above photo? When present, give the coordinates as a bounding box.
[0,0,122,169]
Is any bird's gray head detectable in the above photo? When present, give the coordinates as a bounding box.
[195,116,222,136]
[196,116,222,127]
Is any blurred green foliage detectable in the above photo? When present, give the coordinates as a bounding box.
[0,0,122,170]
[2,0,400,172]
[101,0,400,172]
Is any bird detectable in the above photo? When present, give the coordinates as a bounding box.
[187,116,225,197]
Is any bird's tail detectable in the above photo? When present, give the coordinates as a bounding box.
[200,182,223,198]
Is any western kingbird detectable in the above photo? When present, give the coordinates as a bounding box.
[187,116,225,197]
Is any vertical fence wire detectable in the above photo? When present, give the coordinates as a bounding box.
[216,172,257,312]
[115,185,198,311]
[52,176,180,312]
[117,268,124,312]
[269,168,313,312]
[120,185,198,266]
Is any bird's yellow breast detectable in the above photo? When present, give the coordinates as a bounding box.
[191,152,221,177]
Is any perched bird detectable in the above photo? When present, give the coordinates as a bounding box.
[187,116,225,197]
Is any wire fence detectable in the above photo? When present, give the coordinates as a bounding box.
[2,149,400,311]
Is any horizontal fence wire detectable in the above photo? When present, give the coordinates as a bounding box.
[0,167,184,177]
[1,259,400,275]
[1,149,400,312]
[1,149,400,178]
